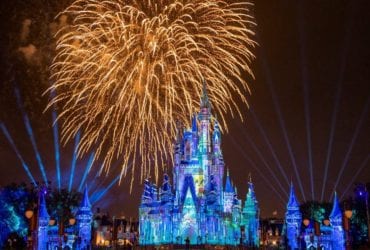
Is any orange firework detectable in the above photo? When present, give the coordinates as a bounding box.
[47,0,256,188]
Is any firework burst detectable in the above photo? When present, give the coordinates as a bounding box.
[47,0,256,187]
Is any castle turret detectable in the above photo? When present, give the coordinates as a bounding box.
[191,115,198,157]
[212,120,221,156]
[37,192,49,250]
[329,192,345,250]
[160,174,174,203]
[224,170,234,213]
[198,79,211,155]
[285,183,302,249]
[242,176,259,247]
[76,186,93,249]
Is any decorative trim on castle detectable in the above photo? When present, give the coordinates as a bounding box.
[139,86,259,246]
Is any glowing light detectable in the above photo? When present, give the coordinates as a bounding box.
[0,123,36,184]
[15,88,48,184]
[91,175,120,204]
[230,137,286,204]
[52,110,61,190]
[238,121,288,198]
[47,0,256,185]
[259,52,306,202]
[68,131,80,192]
[78,152,95,192]
[331,98,369,201]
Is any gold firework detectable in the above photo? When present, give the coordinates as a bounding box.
[47,0,256,187]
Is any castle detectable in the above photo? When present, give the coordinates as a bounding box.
[139,86,259,246]
[36,186,92,250]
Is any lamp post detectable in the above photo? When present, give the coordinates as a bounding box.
[25,209,34,249]
[344,209,353,250]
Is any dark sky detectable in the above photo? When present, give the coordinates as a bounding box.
[0,0,369,218]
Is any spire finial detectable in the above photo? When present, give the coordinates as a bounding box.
[248,173,252,183]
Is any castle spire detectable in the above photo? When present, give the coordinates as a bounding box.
[192,114,197,132]
[77,186,93,249]
[37,191,49,250]
[329,191,342,219]
[225,169,234,193]
[80,185,91,208]
[287,182,299,210]
[200,78,210,109]
[39,191,49,219]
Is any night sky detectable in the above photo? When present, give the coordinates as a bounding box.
[0,1,369,218]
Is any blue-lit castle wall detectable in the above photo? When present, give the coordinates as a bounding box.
[139,90,259,246]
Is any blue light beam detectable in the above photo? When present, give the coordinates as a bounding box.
[249,108,290,186]
[52,110,61,190]
[339,155,369,200]
[330,98,369,201]
[298,4,315,200]
[320,4,353,202]
[91,175,120,204]
[68,131,81,192]
[241,132,289,198]
[0,123,36,184]
[78,152,95,192]
[258,49,307,202]
[230,137,286,203]
[14,88,48,184]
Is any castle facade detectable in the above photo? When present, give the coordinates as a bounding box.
[139,88,259,246]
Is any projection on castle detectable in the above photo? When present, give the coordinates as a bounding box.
[139,87,259,246]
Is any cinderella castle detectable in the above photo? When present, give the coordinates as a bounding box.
[139,86,260,246]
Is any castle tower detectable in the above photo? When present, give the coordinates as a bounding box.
[285,183,302,249]
[212,119,224,202]
[139,180,153,245]
[198,79,211,155]
[242,176,259,247]
[138,78,260,247]
[160,174,174,244]
[37,192,49,250]
[76,186,93,249]
[329,192,345,250]
[231,194,242,245]
[224,170,235,213]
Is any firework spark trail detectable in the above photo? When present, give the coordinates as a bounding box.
[230,137,286,204]
[47,0,256,186]
[68,130,80,192]
[15,88,48,184]
[0,123,36,184]
[330,98,369,201]
[339,155,370,200]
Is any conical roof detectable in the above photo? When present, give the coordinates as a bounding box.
[329,192,342,218]
[80,185,91,208]
[287,183,299,210]
[192,115,197,132]
[224,170,234,193]
[39,192,49,219]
